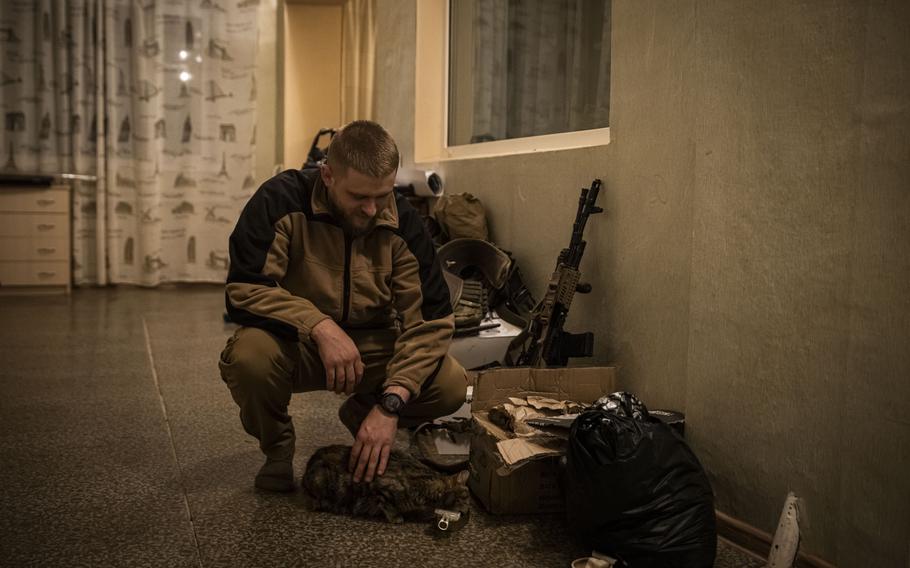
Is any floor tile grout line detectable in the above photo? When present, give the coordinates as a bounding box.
[142,315,205,568]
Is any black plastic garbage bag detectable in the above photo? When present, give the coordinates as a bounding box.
[592,391,650,421]
[566,395,716,568]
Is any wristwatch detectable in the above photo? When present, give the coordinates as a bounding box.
[379,392,405,415]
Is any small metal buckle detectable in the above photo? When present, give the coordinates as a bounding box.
[434,509,461,532]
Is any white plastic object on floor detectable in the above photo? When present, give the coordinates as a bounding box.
[570,552,615,568]
[766,491,800,568]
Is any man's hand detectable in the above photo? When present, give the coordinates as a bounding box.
[348,405,398,483]
[311,319,364,394]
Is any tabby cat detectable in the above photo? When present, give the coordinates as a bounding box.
[302,444,471,524]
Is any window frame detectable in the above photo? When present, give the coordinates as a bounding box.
[414,0,611,165]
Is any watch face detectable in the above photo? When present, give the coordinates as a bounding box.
[381,393,404,414]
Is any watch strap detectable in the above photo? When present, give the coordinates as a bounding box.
[380,392,405,415]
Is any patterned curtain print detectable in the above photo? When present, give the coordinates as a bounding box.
[0,0,259,285]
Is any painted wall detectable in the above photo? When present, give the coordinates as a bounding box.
[688,2,910,566]
[283,3,342,169]
[372,0,910,565]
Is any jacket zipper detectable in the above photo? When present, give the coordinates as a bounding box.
[340,233,352,323]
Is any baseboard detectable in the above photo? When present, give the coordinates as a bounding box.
[715,510,837,568]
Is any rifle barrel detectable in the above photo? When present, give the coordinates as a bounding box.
[568,239,587,268]
[575,179,602,238]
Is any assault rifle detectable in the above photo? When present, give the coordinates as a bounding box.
[506,179,603,367]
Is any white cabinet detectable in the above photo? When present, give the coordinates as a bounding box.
[0,185,71,294]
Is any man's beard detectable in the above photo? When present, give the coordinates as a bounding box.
[343,215,376,237]
[328,198,376,237]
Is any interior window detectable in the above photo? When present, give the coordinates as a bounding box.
[447,0,612,147]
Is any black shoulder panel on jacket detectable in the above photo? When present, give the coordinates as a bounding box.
[390,192,453,321]
[227,168,313,286]
[224,169,316,340]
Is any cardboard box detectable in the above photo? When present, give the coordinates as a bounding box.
[469,366,617,515]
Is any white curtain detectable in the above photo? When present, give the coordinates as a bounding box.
[471,0,611,142]
[341,0,376,123]
[0,0,259,286]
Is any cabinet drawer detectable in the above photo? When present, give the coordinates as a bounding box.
[0,237,69,261]
[0,260,69,286]
[0,186,69,213]
[0,213,68,237]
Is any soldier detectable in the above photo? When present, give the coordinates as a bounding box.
[219,120,466,492]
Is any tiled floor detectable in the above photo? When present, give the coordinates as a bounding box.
[0,286,764,567]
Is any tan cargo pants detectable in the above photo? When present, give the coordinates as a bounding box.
[218,326,467,460]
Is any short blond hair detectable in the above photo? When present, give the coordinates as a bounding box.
[326,120,400,179]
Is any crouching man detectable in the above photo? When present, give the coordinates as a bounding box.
[219,120,466,492]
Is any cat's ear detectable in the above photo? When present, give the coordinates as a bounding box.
[454,470,470,485]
